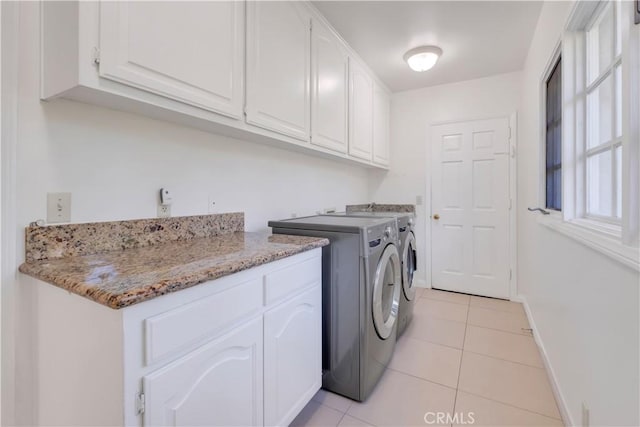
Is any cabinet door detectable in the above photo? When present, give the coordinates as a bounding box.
[143,317,263,427]
[373,83,391,166]
[264,285,322,426]
[246,1,311,141]
[349,58,374,161]
[99,1,244,119]
[311,19,348,153]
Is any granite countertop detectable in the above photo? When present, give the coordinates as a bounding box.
[19,232,329,309]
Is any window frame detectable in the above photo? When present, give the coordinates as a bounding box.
[539,41,563,221]
[582,0,623,222]
[537,0,640,271]
[544,55,563,212]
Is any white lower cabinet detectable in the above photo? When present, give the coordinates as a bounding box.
[144,317,264,427]
[31,249,322,427]
[264,286,322,426]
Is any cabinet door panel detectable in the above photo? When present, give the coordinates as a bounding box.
[99,1,243,118]
[373,83,391,166]
[349,59,373,160]
[246,1,311,141]
[264,285,322,426]
[311,20,348,153]
[143,317,263,427]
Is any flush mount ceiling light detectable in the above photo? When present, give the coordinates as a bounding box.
[403,46,443,72]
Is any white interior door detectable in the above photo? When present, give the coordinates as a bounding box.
[430,118,511,299]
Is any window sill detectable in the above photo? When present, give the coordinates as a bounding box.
[538,215,640,272]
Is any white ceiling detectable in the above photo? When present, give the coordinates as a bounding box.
[312,1,543,93]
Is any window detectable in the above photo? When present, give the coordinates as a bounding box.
[545,58,562,211]
[584,1,623,221]
[543,0,640,269]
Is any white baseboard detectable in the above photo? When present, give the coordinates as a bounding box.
[517,295,574,427]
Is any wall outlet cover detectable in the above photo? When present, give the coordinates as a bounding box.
[157,204,171,218]
[47,192,71,223]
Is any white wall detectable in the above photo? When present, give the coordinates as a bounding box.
[7,3,369,424]
[369,71,521,286]
[517,2,639,426]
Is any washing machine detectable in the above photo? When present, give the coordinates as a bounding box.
[268,215,401,402]
[328,212,418,336]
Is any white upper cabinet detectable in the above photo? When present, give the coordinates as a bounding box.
[348,58,374,161]
[246,1,311,142]
[99,1,244,119]
[373,82,391,166]
[311,19,349,153]
[41,1,391,168]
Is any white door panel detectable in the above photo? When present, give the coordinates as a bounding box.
[264,285,322,426]
[143,317,263,427]
[99,1,244,119]
[246,1,311,141]
[348,58,373,160]
[431,118,510,299]
[311,19,348,153]
[373,83,391,165]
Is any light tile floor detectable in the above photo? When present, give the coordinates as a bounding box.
[291,288,564,427]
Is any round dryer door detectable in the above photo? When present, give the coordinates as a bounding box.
[402,232,417,301]
[372,244,402,340]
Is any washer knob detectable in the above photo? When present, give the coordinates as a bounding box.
[384,226,392,238]
[408,218,414,226]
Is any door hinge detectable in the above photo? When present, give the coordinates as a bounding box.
[92,47,100,66]
[508,126,512,140]
[509,269,513,280]
[136,392,145,416]
[509,198,512,210]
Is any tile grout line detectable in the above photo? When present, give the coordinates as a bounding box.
[344,412,379,427]
[386,366,459,391]
[400,333,464,351]
[456,389,564,421]
[421,293,528,315]
[465,322,534,337]
[462,348,546,370]
[335,410,347,426]
[451,300,471,415]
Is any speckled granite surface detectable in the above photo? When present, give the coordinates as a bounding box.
[346,203,415,213]
[25,213,244,262]
[19,232,328,309]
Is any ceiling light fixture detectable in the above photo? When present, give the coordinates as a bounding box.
[403,46,443,72]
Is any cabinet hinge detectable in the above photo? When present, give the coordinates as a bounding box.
[136,392,145,416]
[92,47,100,66]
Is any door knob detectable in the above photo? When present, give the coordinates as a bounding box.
[432,214,440,220]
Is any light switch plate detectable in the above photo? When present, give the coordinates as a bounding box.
[47,192,71,223]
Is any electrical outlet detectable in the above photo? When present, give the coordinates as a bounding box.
[582,402,590,427]
[47,192,71,223]
[291,213,297,218]
[207,196,217,214]
[157,204,171,218]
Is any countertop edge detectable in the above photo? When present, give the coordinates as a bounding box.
[19,238,329,310]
